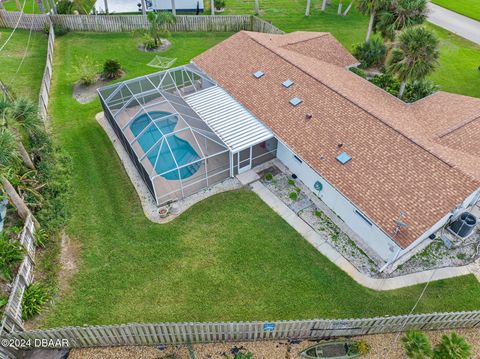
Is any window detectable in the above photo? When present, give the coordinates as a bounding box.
[293,155,303,163]
[355,210,372,226]
[253,71,264,79]
[282,79,294,88]
[336,151,352,164]
[289,97,302,106]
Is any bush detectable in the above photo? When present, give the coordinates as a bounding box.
[350,66,367,79]
[22,282,50,320]
[264,172,273,181]
[53,24,69,37]
[287,179,295,186]
[402,80,439,103]
[353,37,387,69]
[402,330,432,359]
[289,192,298,201]
[0,233,25,281]
[295,187,301,193]
[214,0,226,9]
[142,34,158,50]
[370,73,400,96]
[102,59,122,80]
[56,0,74,14]
[74,56,98,86]
[355,340,370,355]
[433,333,472,359]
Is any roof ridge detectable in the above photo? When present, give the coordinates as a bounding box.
[246,35,456,170]
[438,115,480,139]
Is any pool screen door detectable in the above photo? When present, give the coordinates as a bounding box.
[237,147,252,174]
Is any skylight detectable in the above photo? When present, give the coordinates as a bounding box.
[336,151,352,165]
[283,79,294,88]
[289,97,302,106]
[253,71,264,79]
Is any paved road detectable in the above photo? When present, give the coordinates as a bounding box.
[428,2,480,45]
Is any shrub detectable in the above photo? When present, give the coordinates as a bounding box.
[22,282,50,320]
[287,179,295,186]
[355,340,370,355]
[142,34,158,50]
[353,37,387,69]
[402,330,432,359]
[369,73,400,96]
[53,24,69,37]
[289,192,298,201]
[0,233,25,281]
[264,172,273,181]
[102,59,122,80]
[295,187,301,193]
[350,66,367,79]
[74,56,98,86]
[56,0,74,14]
[433,333,472,359]
[402,80,439,103]
[214,0,226,9]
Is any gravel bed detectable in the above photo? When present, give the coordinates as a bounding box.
[261,172,379,276]
[68,328,480,358]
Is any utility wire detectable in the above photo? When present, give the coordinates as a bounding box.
[0,0,28,53]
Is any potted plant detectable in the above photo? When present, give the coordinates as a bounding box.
[264,172,273,183]
[159,206,170,218]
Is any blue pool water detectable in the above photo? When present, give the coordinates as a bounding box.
[130,111,201,180]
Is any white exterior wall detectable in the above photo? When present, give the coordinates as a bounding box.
[152,0,204,11]
[276,141,401,262]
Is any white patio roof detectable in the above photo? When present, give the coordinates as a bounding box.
[184,86,273,152]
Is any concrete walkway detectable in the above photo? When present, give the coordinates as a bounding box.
[250,180,477,291]
[428,2,480,45]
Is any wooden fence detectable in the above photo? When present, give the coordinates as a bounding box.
[38,20,54,121]
[0,11,283,34]
[2,310,480,351]
[0,215,36,336]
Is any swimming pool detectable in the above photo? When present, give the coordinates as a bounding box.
[130,111,201,180]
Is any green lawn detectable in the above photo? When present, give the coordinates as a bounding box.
[38,31,480,328]
[2,0,41,13]
[431,0,480,22]
[0,28,47,101]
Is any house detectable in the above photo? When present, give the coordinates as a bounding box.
[150,0,204,12]
[98,31,480,267]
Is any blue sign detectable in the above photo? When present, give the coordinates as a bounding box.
[263,323,276,331]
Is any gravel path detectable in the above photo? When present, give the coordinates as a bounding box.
[68,328,480,358]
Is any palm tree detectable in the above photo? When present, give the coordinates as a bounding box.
[211,0,214,15]
[141,0,146,15]
[255,0,259,15]
[103,0,109,14]
[0,128,40,229]
[343,0,355,15]
[401,330,432,359]
[321,0,328,12]
[387,26,439,98]
[147,11,177,48]
[171,0,176,16]
[0,98,38,170]
[433,333,472,359]
[35,0,45,13]
[377,0,427,41]
[356,0,389,43]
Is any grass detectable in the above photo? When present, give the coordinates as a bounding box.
[2,0,95,13]
[431,0,480,22]
[37,31,480,328]
[0,28,47,101]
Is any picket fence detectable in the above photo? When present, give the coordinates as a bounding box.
[0,11,283,34]
[0,215,36,336]
[38,21,54,121]
[2,310,480,351]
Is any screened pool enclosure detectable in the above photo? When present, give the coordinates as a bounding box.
[98,64,276,206]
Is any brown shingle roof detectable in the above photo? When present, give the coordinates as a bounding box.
[193,31,480,248]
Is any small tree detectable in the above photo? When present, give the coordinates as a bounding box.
[402,330,433,359]
[387,26,439,98]
[433,333,472,359]
[353,36,387,68]
[147,11,177,48]
[356,0,390,43]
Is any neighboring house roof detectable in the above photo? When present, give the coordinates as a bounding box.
[193,31,480,248]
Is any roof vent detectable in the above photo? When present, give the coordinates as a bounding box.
[336,151,352,165]
[289,97,302,106]
[282,79,294,88]
[253,71,264,79]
